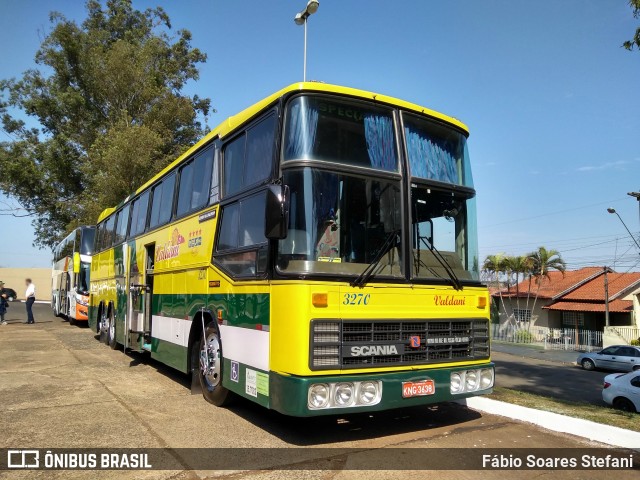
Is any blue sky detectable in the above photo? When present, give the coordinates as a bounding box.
[1,0,639,271]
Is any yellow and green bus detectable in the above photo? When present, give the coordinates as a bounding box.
[89,82,493,416]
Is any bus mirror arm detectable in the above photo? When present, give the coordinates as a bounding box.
[265,184,290,240]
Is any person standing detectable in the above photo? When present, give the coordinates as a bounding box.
[24,278,36,324]
[0,281,8,325]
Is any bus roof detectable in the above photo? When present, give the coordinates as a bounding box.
[98,82,469,222]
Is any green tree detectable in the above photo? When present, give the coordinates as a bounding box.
[624,0,640,50]
[505,255,532,316]
[0,0,211,248]
[527,246,566,326]
[482,254,509,321]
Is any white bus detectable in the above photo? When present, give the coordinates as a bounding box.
[51,226,95,324]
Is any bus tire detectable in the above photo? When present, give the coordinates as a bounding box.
[99,306,109,344]
[195,321,233,407]
[107,310,117,350]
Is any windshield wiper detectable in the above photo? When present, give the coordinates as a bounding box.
[420,237,463,291]
[351,230,400,288]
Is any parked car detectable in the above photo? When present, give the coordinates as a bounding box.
[602,371,640,413]
[577,345,640,372]
[1,287,17,302]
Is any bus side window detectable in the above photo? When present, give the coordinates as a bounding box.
[103,215,116,249]
[129,191,150,238]
[244,114,276,188]
[214,191,268,277]
[149,173,176,230]
[223,112,276,198]
[177,146,213,217]
[114,203,130,245]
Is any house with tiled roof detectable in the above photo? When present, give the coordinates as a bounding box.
[492,267,640,331]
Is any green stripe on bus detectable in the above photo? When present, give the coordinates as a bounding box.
[152,292,270,328]
[150,338,188,373]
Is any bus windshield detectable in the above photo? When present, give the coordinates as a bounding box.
[403,112,473,188]
[277,168,403,279]
[411,186,479,282]
[283,95,398,172]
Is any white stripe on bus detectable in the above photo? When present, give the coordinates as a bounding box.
[219,324,269,372]
[151,315,192,348]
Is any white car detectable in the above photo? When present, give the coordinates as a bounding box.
[602,372,640,413]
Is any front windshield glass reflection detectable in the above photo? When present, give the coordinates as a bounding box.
[277,168,403,278]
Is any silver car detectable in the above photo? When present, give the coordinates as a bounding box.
[577,345,640,372]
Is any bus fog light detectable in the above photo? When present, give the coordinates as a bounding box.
[358,381,378,404]
[334,383,354,406]
[450,372,463,393]
[308,383,330,409]
[480,369,494,389]
[465,370,479,391]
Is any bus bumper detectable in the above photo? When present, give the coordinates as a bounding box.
[75,302,89,321]
[269,363,494,417]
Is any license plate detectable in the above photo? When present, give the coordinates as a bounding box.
[402,380,435,398]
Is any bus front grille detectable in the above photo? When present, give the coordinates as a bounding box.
[310,319,489,370]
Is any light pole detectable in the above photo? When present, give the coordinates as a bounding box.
[607,207,640,251]
[294,0,320,82]
[628,191,640,232]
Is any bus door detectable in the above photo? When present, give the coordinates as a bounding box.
[142,243,155,350]
[126,243,155,352]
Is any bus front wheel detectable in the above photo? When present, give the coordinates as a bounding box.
[195,322,233,407]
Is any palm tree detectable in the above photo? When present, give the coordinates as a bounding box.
[506,255,532,318]
[527,247,566,327]
[482,254,509,321]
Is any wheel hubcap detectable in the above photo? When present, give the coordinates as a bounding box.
[200,333,221,388]
[101,313,109,334]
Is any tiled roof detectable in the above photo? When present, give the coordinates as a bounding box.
[563,272,640,301]
[494,267,605,299]
[543,299,633,313]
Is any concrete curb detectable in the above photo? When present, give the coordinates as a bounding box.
[462,396,640,450]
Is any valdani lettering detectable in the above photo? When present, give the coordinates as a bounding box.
[434,294,466,306]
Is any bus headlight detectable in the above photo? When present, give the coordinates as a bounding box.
[450,372,463,393]
[307,381,382,409]
[358,381,378,404]
[334,383,354,406]
[465,370,479,391]
[480,369,494,389]
[451,368,494,394]
[308,383,330,409]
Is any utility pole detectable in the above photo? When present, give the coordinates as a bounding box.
[604,267,610,328]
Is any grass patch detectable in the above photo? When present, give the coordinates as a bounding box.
[489,387,639,432]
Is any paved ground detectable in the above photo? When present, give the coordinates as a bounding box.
[492,342,579,365]
[492,342,614,405]
[492,350,607,405]
[0,305,637,479]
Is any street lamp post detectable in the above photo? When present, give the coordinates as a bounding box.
[628,191,640,232]
[294,0,320,82]
[607,207,640,251]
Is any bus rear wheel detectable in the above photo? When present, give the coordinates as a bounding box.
[195,322,233,407]
[99,307,109,344]
[107,311,117,349]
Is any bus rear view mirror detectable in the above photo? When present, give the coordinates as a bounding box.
[72,252,81,274]
[265,184,290,240]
